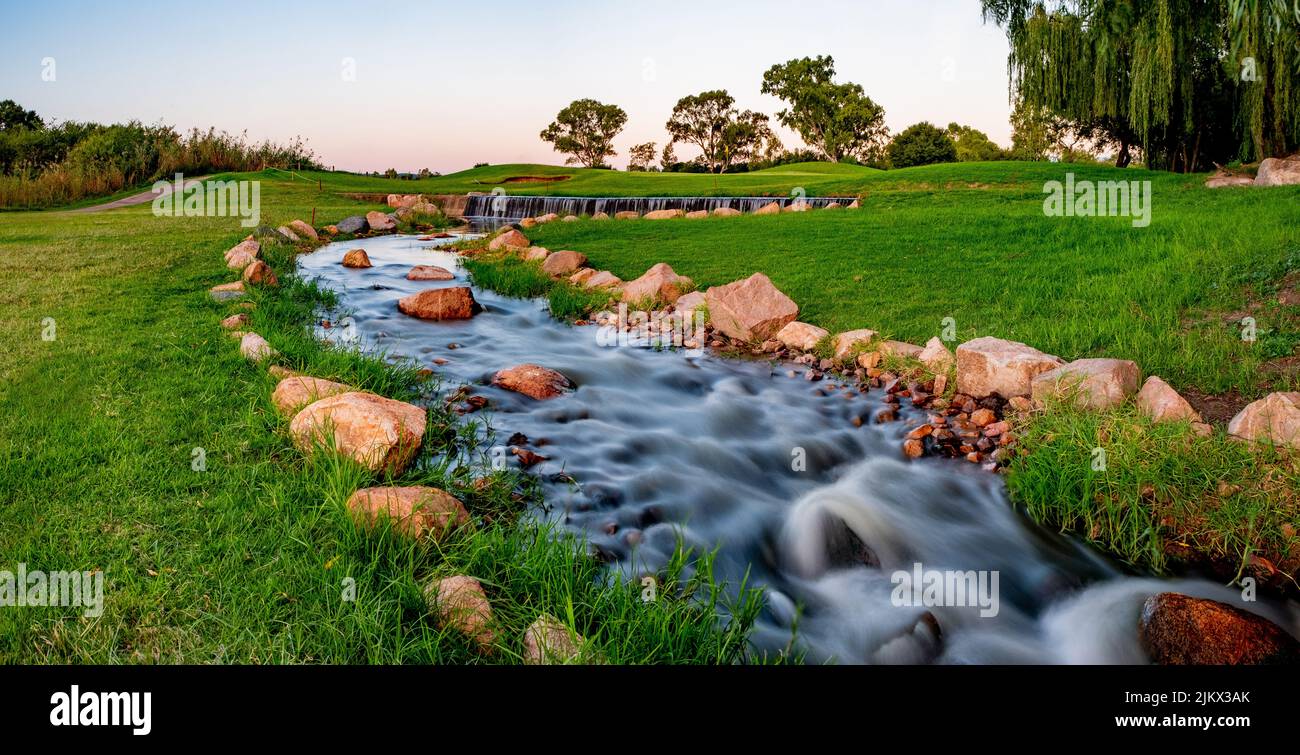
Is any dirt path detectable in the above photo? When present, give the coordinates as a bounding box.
[68,176,210,214]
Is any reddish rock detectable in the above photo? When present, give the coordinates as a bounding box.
[341,248,372,268]
[919,336,954,373]
[220,313,249,330]
[523,614,586,665]
[397,287,480,320]
[621,262,693,304]
[1227,392,1300,449]
[902,438,924,458]
[704,273,798,343]
[345,486,470,541]
[406,265,454,281]
[523,246,550,262]
[1136,375,1202,423]
[673,291,706,314]
[832,329,877,359]
[540,250,588,277]
[1139,592,1299,664]
[1030,358,1140,410]
[239,332,275,363]
[569,268,597,285]
[365,211,396,232]
[289,391,426,474]
[970,408,996,427]
[488,228,530,251]
[584,271,622,289]
[685,210,709,219]
[492,364,573,400]
[271,375,352,416]
[242,260,279,286]
[955,337,1064,399]
[535,213,559,224]
[1254,154,1300,187]
[288,219,318,240]
[752,202,781,216]
[879,340,923,359]
[776,321,829,352]
[712,207,742,217]
[425,575,496,653]
[644,209,685,220]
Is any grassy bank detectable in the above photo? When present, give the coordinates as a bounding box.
[0,174,762,663]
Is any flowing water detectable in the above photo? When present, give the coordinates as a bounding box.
[298,233,1300,664]
[462,194,842,222]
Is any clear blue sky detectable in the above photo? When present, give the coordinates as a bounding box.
[1,0,1014,173]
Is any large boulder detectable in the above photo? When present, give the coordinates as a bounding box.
[673,291,706,314]
[584,271,622,289]
[523,614,586,665]
[685,210,709,219]
[541,250,588,277]
[621,263,693,304]
[832,329,877,359]
[406,265,454,281]
[425,575,496,653]
[712,207,742,217]
[241,260,278,287]
[1254,155,1300,187]
[239,332,275,363]
[776,321,829,351]
[488,228,530,251]
[569,268,597,285]
[644,209,685,220]
[365,211,396,232]
[289,391,426,473]
[956,337,1065,399]
[752,202,781,216]
[225,238,261,270]
[704,273,798,343]
[1206,173,1255,189]
[1030,358,1140,410]
[1139,592,1299,665]
[523,246,550,262]
[288,219,318,240]
[1227,392,1300,449]
[918,336,954,373]
[879,340,923,359]
[341,248,372,268]
[1136,376,1202,423]
[271,375,352,416]
[492,364,573,400]
[336,215,368,234]
[345,486,470,541]
[397,287,481,320]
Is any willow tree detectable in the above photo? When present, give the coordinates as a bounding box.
[981,0,1300,170]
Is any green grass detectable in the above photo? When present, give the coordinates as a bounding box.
[0,173,764,663]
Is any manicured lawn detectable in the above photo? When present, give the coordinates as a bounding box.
[0,174,760,663]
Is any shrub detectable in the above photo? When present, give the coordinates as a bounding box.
[887,122,958,168]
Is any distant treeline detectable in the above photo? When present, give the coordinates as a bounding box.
[0,100,321,208]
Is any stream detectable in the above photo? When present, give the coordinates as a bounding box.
[297,233,1299,664]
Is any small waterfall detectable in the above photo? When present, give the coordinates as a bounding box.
[462,194,847,220]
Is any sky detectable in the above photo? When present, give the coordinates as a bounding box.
[0,0,1014,174]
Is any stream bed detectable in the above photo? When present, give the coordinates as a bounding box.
[297,233,1299,664]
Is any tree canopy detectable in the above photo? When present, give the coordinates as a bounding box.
[539,99,628,168]
[888,122,958,168]
[760,56,889,163]
[664,90,777,173]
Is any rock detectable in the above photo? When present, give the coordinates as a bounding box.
[711,207,742,217]
[561,214,579,222]
[752,202,781,216]
[289,220,319,241]
[271,375,352,416]
[406,265,454,281]
[955,337,1065,399]
[1227,392,1300,449]
[592,212,609,220]
[643,209,685,220]
[776,321,829,351]
[523,614,585,665]
[704,273,798,343]
[541,250,588,277]
[224,238,260,264]
[673,291,706,314]
[569,268,597,285]
[345,486,469,541]
[621,262,693,304]
[856,351,881,369]
[1206,174,1255,188]
[397,287,481,320]
[241,260,278,287]
[519,217,537,228]
[1136,376,1202,423]
[614,211,639,220]
[276,226,300,242]
[492,364,573,400]
[239,333,275,363]
[970,408,996,427]
[918,337,954,373]
[1030,358,1140,410]
[847,199,860,209]
[409,202,441,216]
[341,248,372,268]
[832,329,877,360]
[220,313,249,330]
[336,215,368,234]
[210,281,245,301]
[425,575,496,653]
[535,213,559,224]
[879,340,923,359]
[289,391,426,473]
[1254,154,1300,187]
[1139,592,1299,664]
[685,210,710,219]
[488,228,530,251]
[783,201,809,213]
[365,211,395,232]
[824,202,841,209]
[584,271,622,289]
[903,438,924,458]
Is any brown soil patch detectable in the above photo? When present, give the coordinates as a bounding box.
[1180,387,1251,424]
[500,175,570,184]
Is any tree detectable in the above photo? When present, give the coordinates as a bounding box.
[760,56,889,162]
[539,99,627,168]
[627,142,657,171]
[384,168,397,179]
[887,122,957,168]
[659,142,677,171]
[0,100,43,132]
[945,123,1007,162]
[979,0,1300,170]
[664,90,776,173]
